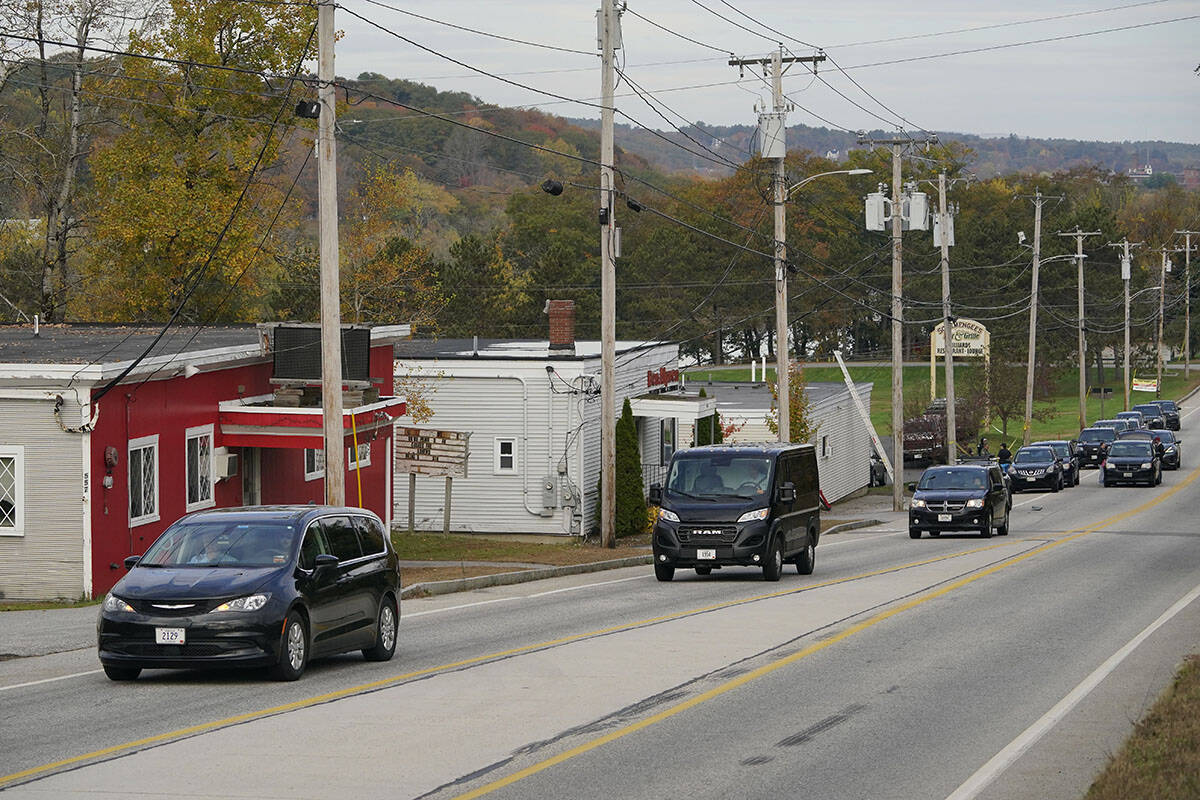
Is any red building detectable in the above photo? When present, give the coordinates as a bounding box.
[0,323,407,600]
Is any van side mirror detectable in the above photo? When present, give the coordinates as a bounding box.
[905,482,916,493]
[312,553,339,581]
[777,482,795,504]
[648,483,662,505]
[123,555,140,570]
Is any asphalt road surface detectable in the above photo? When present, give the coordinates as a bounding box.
[3,410,1199,799]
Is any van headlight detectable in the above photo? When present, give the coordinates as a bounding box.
[965,498,984,509]
[103,594,134,613]
[737,508,769,523]
[213,594,270,613]
[910,498,926,509]
[658,508,679,523]
[1141,462,1152,470]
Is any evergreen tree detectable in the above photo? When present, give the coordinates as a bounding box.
[597,398,648,541]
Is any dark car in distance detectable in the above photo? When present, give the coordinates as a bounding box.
[1077,427,1117,468]
[1132,403,1166,430]
[907,464,1010,539]
[1116,410,1145,430]
[98,506,402,682]
[1008,446,1065,493]
[1100,439,1161,487]
[1117,428,1183,470]
[1148,399,1181,431]
[1031,440,1081,487]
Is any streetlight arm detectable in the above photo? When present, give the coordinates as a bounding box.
[786,168,872,197]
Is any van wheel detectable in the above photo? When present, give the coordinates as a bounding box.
[270,611,308,681]
[794,542,815,575]
[694,566,712,576]
[996,512,1009,536]
[654,562,675,582]
[909,528,921,539]
[103,664,140,681]
[362,596,398,662]
[762,540,783,582]
[979,510,992,539]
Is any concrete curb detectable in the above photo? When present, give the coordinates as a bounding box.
[823,518,885,535]
[400,555,652,599]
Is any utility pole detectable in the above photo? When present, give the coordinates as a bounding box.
[598,0,619,547]
[1109,239,1142,411]
[317,0,345,505]
[936,171,956,464]
[859,134,935,510]
[1155,246,1173,398]
[729,48,825,443]
[1058,227,1100,431]
[1020,190,1061,447]
[1176,231,1199,379]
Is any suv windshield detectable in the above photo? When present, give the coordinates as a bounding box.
[1158,401,1178,412]
[1079,428,1115,443]
[1133,405,1160,417]
[666,455,772,500]
[1014,448,1054,464]
[1108,441,1152,458]
[916,468,987,491]
[140,520,296,567]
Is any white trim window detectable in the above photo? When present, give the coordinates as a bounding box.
[304,448,325,481]
[349,442,371,471]
[185,424,215,511]
[129,435,160,526]
[0,445,25,537]
[494,438,517,474]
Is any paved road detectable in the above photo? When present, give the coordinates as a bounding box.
[2,411,1199,799]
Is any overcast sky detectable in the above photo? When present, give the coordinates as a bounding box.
[334,0,1200,147]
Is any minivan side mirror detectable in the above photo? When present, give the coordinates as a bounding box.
[905,482,916,493]
[777,481,795,504]
[648,483,662,505]
[123,555,140,570]
[311,553,339,581]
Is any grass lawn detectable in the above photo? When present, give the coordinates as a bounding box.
[0,597,100,613]
[686,363,1200,445]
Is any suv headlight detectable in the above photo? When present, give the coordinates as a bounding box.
[965,498,984,509]
[102,594,133,613]
[737,508,769,523]
[658,507,679,523]
[910,498,926,509]
[1141,462,1152,470]
[214,594,270,613]
[1165,446,1176,453]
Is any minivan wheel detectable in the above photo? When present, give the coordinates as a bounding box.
[270,611,308,681]
[762,540,783,582]
[654,562,675,582]
[103,664,140,681]
[363,597,398,662]
[979,510,992,539]
[909,527,922,539]
[795,542,815,575]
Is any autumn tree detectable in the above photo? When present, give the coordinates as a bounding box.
[765,361,818,443]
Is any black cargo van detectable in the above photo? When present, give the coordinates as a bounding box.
[648,443,821,582]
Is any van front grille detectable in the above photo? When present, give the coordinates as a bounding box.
[677,526,738,544]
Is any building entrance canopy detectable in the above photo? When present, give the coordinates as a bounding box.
[218,395,406,449]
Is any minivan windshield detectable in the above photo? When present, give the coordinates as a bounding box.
[916,468,987,491]
[139,520,296,568]
[1108,441,1152,458]
[1079,428,1116,442]
[666,455,772,500]
[1014,448,1054,464]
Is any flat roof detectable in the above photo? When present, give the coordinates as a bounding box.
[0,324,262,365]
[688,380,873,412]
[394,338,669,361]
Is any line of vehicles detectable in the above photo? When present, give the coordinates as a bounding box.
[907,398,1183,539]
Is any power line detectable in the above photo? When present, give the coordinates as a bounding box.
[623,7,731,55]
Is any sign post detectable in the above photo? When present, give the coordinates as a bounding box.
[930,319,991,450]
[394,428,470,535]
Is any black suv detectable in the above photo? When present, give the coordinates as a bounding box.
[1076,427,1116,468]
[1031,440,1081,487]
[1132,403,1166,430]
[1007,446,1064,493]
[1148,399,1181,431]
[1101,439,1162,487]
[908,464,1010,539]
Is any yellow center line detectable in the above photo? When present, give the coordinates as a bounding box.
[0,542,1015,788]
[447,463,1200,800]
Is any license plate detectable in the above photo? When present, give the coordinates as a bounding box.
[696,549,716,560]
[1090,454,1098,460]
[1026,477,1036,482]
[1123,472,1132,478]
[155,627,185,645]
[937,514,952,522]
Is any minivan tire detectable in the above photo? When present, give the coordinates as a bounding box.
[362,596,398,662]
[909,527,921,539]
[103,664,140,681]
[979,510,992,539]
[794,541,815,575]
[270,611,308,681]
[762,539,783,582]
[654,562,675,582]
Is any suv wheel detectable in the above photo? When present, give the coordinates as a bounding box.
[909,527,922,539]
[762,539,783,582]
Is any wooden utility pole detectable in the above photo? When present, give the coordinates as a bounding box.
[1156,246,1173,398]
[1176,231,1198,379]
[1058,227,1100,431]
[317,0,345,505]
[936,172,956,464]
[729,48,825,443]
[1109,239,1142,411]
[597,0,621,547]
[1020,190,1061,447]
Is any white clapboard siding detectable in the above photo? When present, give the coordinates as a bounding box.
[0,397,87,601]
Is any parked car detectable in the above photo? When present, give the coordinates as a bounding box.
[1030,440,1081,486]
[1117,428,1183,470]
[1100,439,1162,487]
[649,443,820,582]
[1076,426,1117,468]
[1132,403,1166,430]
[1116,410,1146,429]
[907,464,1010,539]
[1007,445,1064,493]
[1091,418,1126,433]
[98,506,402,682]
[903,409,947,463]
[1147,399,1181,431]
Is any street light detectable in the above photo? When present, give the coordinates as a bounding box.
[771,168,873,443]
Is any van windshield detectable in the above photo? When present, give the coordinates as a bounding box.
[666,455,772,500]
[916,468,987,491]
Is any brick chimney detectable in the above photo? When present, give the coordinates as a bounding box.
[544,299,575,351]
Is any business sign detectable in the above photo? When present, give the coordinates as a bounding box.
[394,427,470,477]
[1131,378,1158,393]
[647,367,680,389]
[931,318,990,359]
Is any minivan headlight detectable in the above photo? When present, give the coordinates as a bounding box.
[103,594,133,613]
[658,508,680,523]
[910,498,926,509]
[737,508,769,523]
[965,498,984,509]
[213,594,270,613]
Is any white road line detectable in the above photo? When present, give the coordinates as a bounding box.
[944,579,1200,800]
[0,669,103,692]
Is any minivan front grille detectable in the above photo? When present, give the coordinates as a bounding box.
[677,526,738,544]
[927,500,966,512]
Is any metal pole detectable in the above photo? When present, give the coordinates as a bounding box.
[938,172,956,464]
[317,0,345,505]
[771,49,790,443]
[891,143,904,510]
[1023,191,1042,448]
[599,0,617,547]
